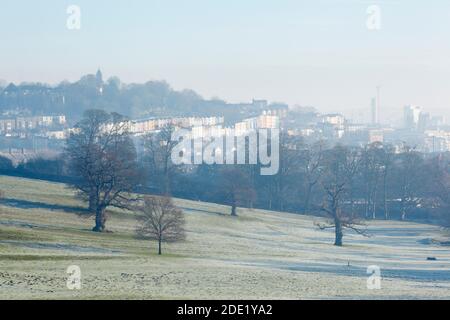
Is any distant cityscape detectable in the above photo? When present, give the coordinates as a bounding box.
[0,71,449,163]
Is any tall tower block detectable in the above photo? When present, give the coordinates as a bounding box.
[371,86,380,125]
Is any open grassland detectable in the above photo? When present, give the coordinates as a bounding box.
[0,175,450,299]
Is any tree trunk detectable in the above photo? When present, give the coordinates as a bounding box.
[88,193,96,213]
[334,219,343,246]
[164,174,170,195]
[372,188,377,220]
[349,182,355,219]
[383,174,389,220]
[401,194,407,220]
[277,179,283,211]
[92,207,106,232]
[401,208,407,221]
[158,238,162,255]
[231,204,237,216]
[401,183,408,221]
[372,179,379,219]
[365,184,371,219]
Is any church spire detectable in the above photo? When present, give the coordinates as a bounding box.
[96,69,103,85]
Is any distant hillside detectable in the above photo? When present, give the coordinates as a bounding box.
[0,71,288,124]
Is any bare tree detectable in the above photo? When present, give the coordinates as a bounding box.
[396,145,424,220]
[361,142,384,219]
[380,144,394,220]
[300,140,325,212]
[143,125,178,195]
[220,167,255,216]
[66,109,140,232]
[343,147,362,218]
[429,154,450,227]
[263,133,302,211]
[317,145,367,246]
[136,196,186,255]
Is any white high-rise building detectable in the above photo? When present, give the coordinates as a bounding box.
[404,105,422,129]
[371,86,380,125]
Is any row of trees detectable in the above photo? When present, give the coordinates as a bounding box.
[256,136,434,222]
[60,110,450,247]
[1,109,443,249]
[1,74,278,124]
[143,130,450,246]
[145,131,445,217]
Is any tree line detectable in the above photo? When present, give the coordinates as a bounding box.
[151,131,449,222]
[0,74,280,124]
[2,109,449,247]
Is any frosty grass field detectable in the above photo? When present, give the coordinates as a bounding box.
[0,175,449,299]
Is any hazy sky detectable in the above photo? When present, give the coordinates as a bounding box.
[1,0,450,122]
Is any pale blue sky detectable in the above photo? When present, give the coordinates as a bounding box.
[1,0,450,122]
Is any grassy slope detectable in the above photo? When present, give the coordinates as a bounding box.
[0,175,449,300]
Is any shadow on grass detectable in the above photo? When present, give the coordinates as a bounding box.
[181,206,229,216]
[0,197,89,215]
